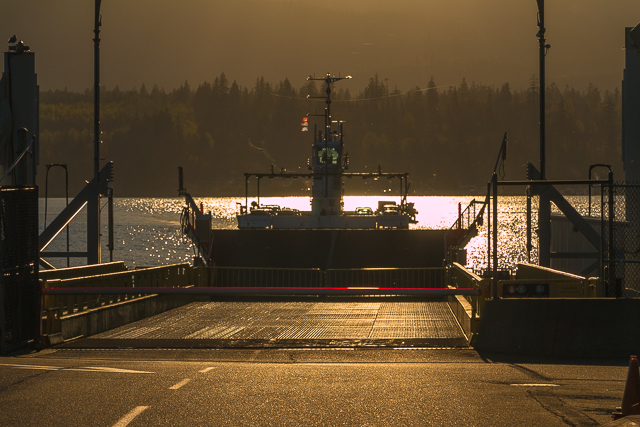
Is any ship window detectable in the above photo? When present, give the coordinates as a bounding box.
[330,149,338,164]
[317,148,339,164]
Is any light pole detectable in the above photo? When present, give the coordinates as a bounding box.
[537,0,550,180]
[94,0,102,180]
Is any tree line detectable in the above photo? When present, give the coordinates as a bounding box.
[38,74,622,197]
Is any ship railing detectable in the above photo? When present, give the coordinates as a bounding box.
[325,268,444,288]
[202,267,325,288]
[180,193,213,264]
[41,263,190,334]
[445,198,487,253]
[192,266,445,288]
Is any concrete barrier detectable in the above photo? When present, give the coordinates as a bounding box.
[58,293,197,341]
[475,298,640,358]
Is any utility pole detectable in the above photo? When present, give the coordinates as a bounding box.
[537,0,549,180]
[88,0,103,264]
[93,0,102,180]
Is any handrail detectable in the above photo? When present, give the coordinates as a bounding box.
[326,267,444,288]
[42,286,480,296]
[41,263,190,317]
[42,264,449,317]
[447,262,490,319]
[447,199,484,233]
[209,266,324,288]
[180,192,213,265]
[40,261,126,282]
[497,278,599,298]
[193,266,445,288]
[445,198,487,251]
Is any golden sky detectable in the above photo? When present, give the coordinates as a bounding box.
[2,0,638,92]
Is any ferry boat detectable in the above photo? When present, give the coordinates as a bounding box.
[236,74,418,230]
[181,74,473,269]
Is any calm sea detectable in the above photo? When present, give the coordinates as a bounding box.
[39,195,598,272]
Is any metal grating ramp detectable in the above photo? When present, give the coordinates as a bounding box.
[66,300,468,348]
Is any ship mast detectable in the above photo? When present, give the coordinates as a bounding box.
[307,74,351,213]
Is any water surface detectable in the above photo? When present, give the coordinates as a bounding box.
[40,195,600,272]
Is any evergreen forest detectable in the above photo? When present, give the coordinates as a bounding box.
[38,74,622,197]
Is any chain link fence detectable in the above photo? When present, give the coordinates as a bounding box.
[1,187,39,354]
[603,183,640,298]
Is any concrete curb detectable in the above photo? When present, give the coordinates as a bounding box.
[475,299,640,358]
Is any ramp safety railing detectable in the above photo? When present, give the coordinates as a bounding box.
[41,264,482,336]
[326,267,444,288]
[41,263,190,334]
[445,261,602,340]
[189,266,445,288]
[448,263,489,310]
[40,261,127,282]
[444,198,487,258]
[196,266,325,288]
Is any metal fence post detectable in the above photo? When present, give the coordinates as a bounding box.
[608,172,615,297]
[0,270,5,355]
[487,181,491,275]
[600,181,605,296]
[492,173,498,299]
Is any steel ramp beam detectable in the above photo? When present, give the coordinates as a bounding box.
[42,287,482,297]
[39,163,112,252]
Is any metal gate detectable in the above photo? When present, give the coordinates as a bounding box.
[0,187,39,354]
[602,183,640,298]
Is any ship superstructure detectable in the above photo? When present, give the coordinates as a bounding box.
[237,74,417,229]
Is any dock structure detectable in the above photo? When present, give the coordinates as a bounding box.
[38,263,479,349]
[61,299,470,349]
[35,260,640,358]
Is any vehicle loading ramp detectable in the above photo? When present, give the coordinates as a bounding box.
[60,298,468,349]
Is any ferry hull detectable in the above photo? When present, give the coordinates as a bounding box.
[211,229,447,269]
[237,213,412,229]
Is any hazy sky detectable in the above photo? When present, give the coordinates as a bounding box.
[2,0,639,93]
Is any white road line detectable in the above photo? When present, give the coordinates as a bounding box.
[169,379,191,390]
[0,363,154,374]
[81,367,154,374]
[113,406,149,427]
[510,383,560,387]
[199,367,215,373]
[0,363,60,370]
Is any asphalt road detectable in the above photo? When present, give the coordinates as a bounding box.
[0,348,629,426]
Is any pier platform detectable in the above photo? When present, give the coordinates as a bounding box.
[59,298,469,349]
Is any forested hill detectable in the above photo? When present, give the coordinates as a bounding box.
[38,75,622,197]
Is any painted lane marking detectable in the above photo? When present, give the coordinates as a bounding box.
[0,363,153,374]
[169,379,191,390]
[75,367,154,374]
[0,363,61,371]
[199,367,215,373]
[510,383,560,387]
[113,406,149,427]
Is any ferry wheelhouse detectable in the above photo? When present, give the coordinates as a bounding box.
[237,74,418,229]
